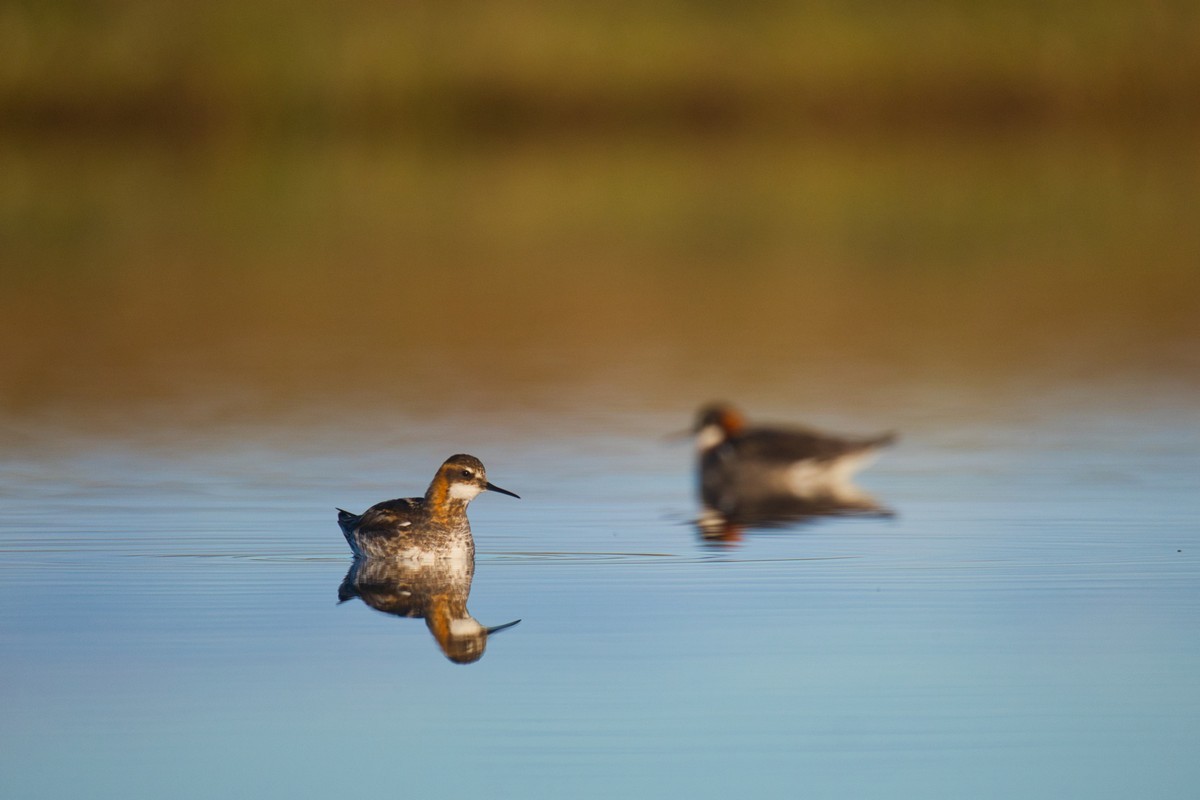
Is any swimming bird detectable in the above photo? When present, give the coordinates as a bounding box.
[336,454,519,559]
[691,403,895,517]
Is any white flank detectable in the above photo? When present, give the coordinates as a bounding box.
[785,452,879,498]
[829,451,878,484]
[785,460,830,495]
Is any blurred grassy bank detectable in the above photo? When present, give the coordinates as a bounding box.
[2,1,1199,138]
[1,2,1198,433]
[1,130,1197,429]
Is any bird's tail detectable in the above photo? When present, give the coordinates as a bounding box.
[336,508,358,533]
[873,431,898,448]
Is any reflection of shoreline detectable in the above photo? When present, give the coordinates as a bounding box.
[5,132,1196,429]
[696,487,893,545]
[337,556,519,665]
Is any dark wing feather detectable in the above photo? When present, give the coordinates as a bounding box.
[346,496,425,541]
[731,427,850,463]
[336,508,361,534]
[729,426,895,464]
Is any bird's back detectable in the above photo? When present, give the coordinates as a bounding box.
[702,424,894,508]
[732,425,892,464]
[337,496,428,558]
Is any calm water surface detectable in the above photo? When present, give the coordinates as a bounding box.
[1,385,1197,799]
[6,8,1200,794]
[2,127,1198,798]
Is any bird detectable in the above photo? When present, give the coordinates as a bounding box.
[336,454,519,559]
[690,403,895,519]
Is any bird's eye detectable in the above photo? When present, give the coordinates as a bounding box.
[461,469,473,478]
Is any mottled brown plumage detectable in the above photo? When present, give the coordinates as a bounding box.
[336,454,519,559]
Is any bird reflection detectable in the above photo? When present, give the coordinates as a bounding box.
[337,556,519,664]
[696,487,892,543]
[687,402,895,543]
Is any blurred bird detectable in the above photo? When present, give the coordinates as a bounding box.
[690,403,895,517]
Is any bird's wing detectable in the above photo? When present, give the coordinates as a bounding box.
[349,497,422,539]
[735,427,886,463]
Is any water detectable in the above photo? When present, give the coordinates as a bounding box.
[1,383,1197,799]
[2,118,1198,797]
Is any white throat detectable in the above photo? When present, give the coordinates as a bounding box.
[695,425,726,453]
[448,482,484,501]
[449,617,485,637]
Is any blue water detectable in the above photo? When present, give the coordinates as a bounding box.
[1,392,1198,799]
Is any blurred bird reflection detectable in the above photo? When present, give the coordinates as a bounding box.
[696,490,892,544]
[338,556,519,664]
